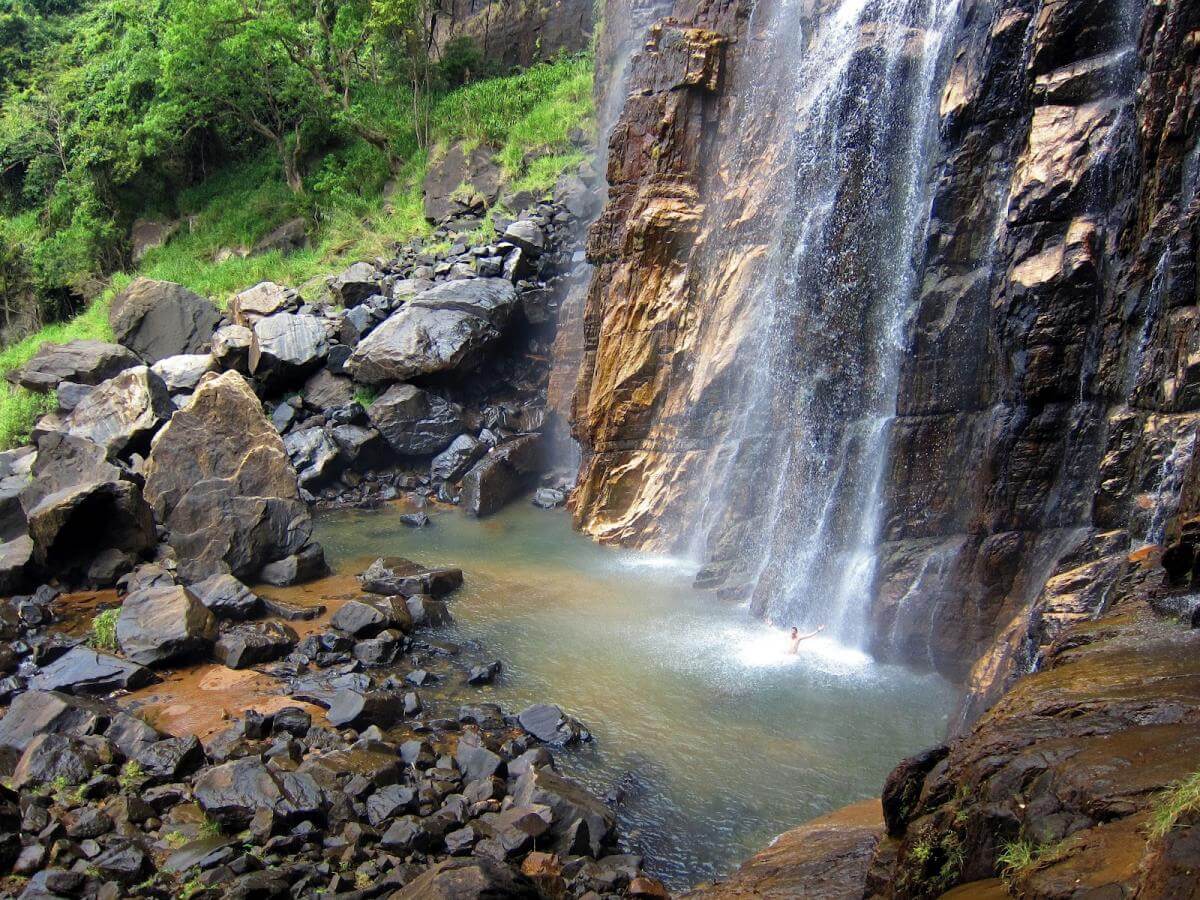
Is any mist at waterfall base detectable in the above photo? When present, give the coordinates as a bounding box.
[315,504,956,887]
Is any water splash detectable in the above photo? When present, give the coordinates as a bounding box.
[688,0,964,648]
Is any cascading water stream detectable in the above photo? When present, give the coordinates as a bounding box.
[688,0,962,646]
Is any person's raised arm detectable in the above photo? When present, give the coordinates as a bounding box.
[798,625,826,641]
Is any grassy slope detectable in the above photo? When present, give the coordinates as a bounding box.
[0,54,593,449]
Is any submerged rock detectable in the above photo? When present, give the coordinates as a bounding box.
[361,556,463,598]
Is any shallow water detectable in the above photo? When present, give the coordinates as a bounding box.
[316,501,958,888]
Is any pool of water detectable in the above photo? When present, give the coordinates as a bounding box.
[315,501,958,888]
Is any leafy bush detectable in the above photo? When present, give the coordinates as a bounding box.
[89,607,119,652]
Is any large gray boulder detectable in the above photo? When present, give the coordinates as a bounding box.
[151,354,215,394]
[211,324,254,374]
[109,278,221,363]
[430,434,486,483]
[229,282,293,327]
[54,366,172,458]
[249,313,328,387]
[511,766,614,858]
[302,369,355,412]
[460,434,544,517]
[194,757,324,830]
[0,535,33,594]
[329,262,381,307]
[367,384,464,456]
[29,647,158,695]
[346,279,518,384]
[116,584,217,666]
[8,340,140,393]
[283,427,341,487]
[19,433,155,573]
[143,371,317,582]
[0,690,110,775]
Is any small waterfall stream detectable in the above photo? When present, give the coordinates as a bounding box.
[691,0,962,645]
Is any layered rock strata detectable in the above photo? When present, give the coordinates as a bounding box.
[570,0,1200,713]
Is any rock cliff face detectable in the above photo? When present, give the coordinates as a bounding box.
[432,0,595,69]
[570,0,1200,712]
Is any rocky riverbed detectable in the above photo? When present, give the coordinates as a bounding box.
[0,154,681,898]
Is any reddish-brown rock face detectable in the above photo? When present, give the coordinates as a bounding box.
[570,0,1200,711]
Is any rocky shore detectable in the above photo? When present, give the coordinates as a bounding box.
[0,152,676,898]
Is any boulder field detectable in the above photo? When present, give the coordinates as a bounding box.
[0,167,624,898]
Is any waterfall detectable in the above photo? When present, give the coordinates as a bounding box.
[689,0,961,646]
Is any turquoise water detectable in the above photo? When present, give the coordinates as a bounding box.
[315,501,957,887]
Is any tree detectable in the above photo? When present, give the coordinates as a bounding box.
[161,0,327,193]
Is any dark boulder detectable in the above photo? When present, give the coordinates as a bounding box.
[517,703,589,746]
[331,596,414,637]
[330,262,381,307]
[19,433,155,573]
[0,446,35,541]
[431,434,486,483]
[256,541,328,586]
[461,434,544,517]
[326,688,407,729]
[211,324,254,373]
[391,857,535,899]
[881,744,949,837]
[108,278,221,363]
[229,282,293,327]
[189,574,261,620]
[213,621,298,669]
[9,340,140,393]
[406,594,453,627]
[511,766,614,858]
[0,536,33,595]
[331,424,388,471]
[283,427,341,487]
[302,369,355,412]
[367,384,464,456]
[502,220,546,256]
[29,647,158,695]
[53,365,172,458]
[422,142,501,223]
[251,218,308,256]
[366,784,417,826]
[361,556,463,597]
[249,313,329,387]
[143,371,317,582]
[467,661,502,685]
[193,757,324,830]
[133,733,204,781]
[0,690,109,774]
[346,279,518,384]
[11,733,101,790]
[115,584,217,666]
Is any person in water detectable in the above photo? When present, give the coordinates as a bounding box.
[787,624,826,654]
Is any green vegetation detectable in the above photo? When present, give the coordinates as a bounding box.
[118,759,144,790]
[1150,769,1200,840]
[0,0,595,450]
[997,836,1067,883]
[162,830,188,849]
[88,607,119,652]
[997,837,1037,876]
